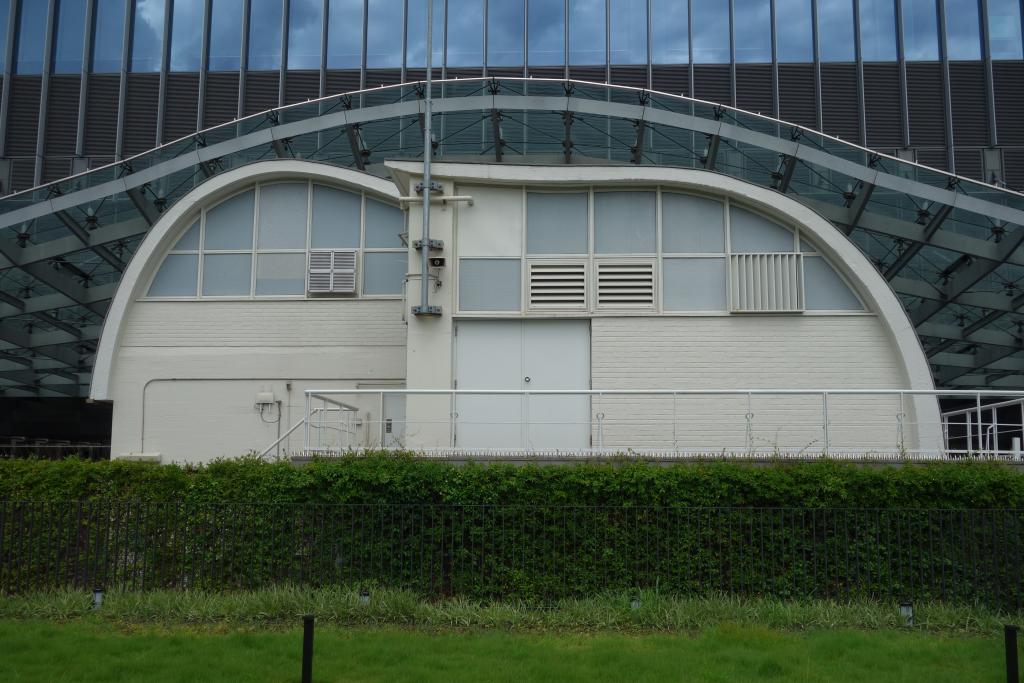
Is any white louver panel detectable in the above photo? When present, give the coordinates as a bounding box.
[596,261,655,308]
[528,261,587,309]
[308,249,358,294]
[729,253,804,312]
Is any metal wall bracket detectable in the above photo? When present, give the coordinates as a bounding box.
[411,305,442,316]
[413,239,444,250]
[415,180,443,194]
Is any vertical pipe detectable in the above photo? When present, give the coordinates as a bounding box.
[75,0,95,158]
[937,0,955,173]
[301,614,314,683]
[822,392,830,452]
[303,391,310,453]
[115,0,133,160]
[895,0,910,149]
[156,0,172,146]
[0,0,16,161]
[853,0,867,146]
[419,0,433,313]
[34,0,58,186]
[966,412,973,454]
[979,0,998,146]
[197,0,211,129]
[994,406,1000,455]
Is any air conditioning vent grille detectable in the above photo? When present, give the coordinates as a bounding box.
[729,253,804,312]
[308,249,358,295]
[528,262,586,308]
[596,261,655,308]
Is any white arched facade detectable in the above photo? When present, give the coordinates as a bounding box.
[94,159,940,462]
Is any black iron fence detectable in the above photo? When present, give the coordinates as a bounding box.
[1,501,1021,610]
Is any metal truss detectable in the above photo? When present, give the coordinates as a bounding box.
[2,77,1024,395]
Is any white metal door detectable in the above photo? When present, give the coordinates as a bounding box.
[455,320,590,451]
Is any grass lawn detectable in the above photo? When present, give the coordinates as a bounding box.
[0,619,1006,683]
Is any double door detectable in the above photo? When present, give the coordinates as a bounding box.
[454,320,590,450]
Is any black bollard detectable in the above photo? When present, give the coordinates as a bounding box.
[302,614,315,683]
[1007,625,1020,683]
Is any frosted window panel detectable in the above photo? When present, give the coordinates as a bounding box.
[804,256,863,310]
[311,185,361,248]
[527,193,588,254]
[729,206,794,252]
[255,253,306,295]
[663,258,727,311]
[258,183,308,249]
[365,199,405,248]
[363,252,407,294]
[202,254,252,296]
[204,191,255,250]
[148,254,198,296]
[459,259,521,311]
[594,191,656,253]
[172,221,200,251]
[662,193,725,253]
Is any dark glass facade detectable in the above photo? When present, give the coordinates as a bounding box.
[0,0,1021,193]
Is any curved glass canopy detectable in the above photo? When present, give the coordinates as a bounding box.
[1,77,1023,395]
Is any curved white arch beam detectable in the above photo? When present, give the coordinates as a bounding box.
[90,160,400,401]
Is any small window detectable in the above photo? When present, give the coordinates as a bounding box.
[663,258,727,311]
[661,193,725,253]
[204,191,255,250]
[365,199,406,248]
[148,254,198,297]
[202,253,252,296]
[804,256,863,310]
[460,259,521,311]
[258,183,308,250]
[362,252,407,295]
[594,191,656,254]
[527,192,588,255]
[729,206,795,252]
[255,253,306,295]
[311,185,360,249]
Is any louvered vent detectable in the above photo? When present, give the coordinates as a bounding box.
[729,253,804,313]
[528,262,586,309]
[308,250,357,295]
[596,261,655,308]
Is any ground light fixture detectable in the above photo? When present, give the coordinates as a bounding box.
[899,601,914,627]
[630,592,641,611]
[91,587,103,610]
[359,587,370,605]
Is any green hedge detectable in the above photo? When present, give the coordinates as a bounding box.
[0,455,1022,508]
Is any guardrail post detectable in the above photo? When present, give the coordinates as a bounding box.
[1006,624,1019,683]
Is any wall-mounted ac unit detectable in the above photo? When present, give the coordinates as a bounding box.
[308,249,358,295]
[527,261,587,309]
[729,252,804,312]
[596,260,655,309]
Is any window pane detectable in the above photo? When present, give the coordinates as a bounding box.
[804,256,862,309]
[594,191,656,254]
[663,257,727,310]
[661,194,725,253]
[733,0,772,62]
[202,253,252,295]
[488,0,524,66]
[209,0,242,70]
[311,185,360,248]
[407,0,443,67]
[53,0,86,73]
[988,0,1024,59]
[818,0,855,61]
[775,0,813,61]
[255,253,306,295]
[288,0,323,69]
[326,0,362,67]
[609,0,646,64]
[92,0,127,72]
[149,254,198,296]
[170,0,204,70]
[859,0,898,60]
[529,0,563,65]
[651,0,687,63]
[460,259,521,311]
[945,0,982,60]
[729,206,794,252]
[172,220,200,251]
[131,0,166,72]
[204,191,255,250]
[692,0,730,63]
[248,0,282,69]
[15,0,49,74]
[569,0,605,64]
[902,0,939,60]
[0,0,8,72]
[367,0,403,67]
[446,0,482,66]
[363,252,407,294]
[258,183,308,249]
[527,192,588,254]
[365,199,405,248]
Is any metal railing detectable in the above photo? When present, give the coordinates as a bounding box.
[291,388,1024,461]
[0,439,110,460]
[1,501,1020,611]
